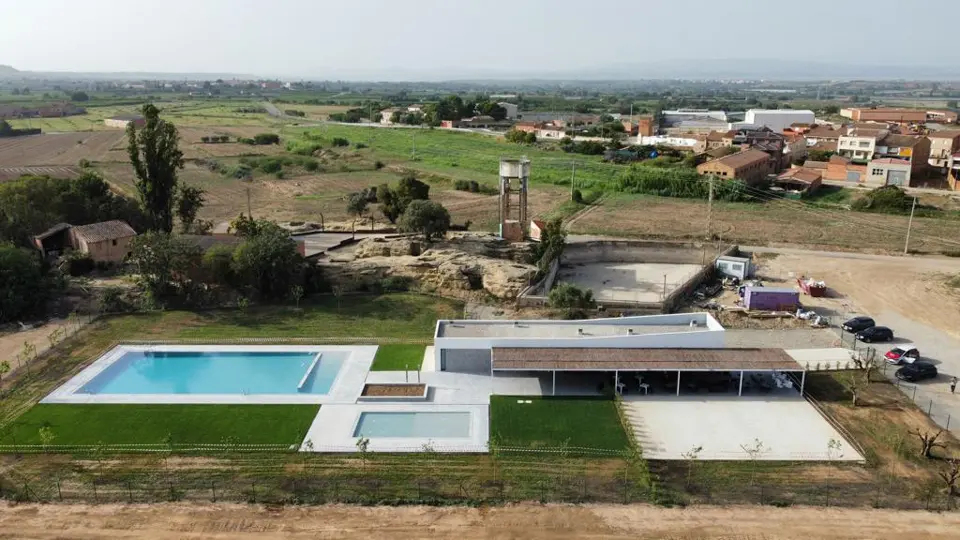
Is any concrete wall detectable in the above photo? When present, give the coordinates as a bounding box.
[562,240,712,265]
[661,244,738,313]
[74,235,134,263]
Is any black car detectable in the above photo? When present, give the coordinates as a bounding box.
[895,361,938,382]
[856,326,894,343]
[842,316,875,333]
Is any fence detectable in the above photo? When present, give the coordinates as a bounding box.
[0,459,955,511]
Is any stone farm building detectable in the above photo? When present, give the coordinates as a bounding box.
[33,220,137,263]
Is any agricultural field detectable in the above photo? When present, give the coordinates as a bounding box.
[5,104,144,132]
[0,131,126,166]
[567,192,960,254]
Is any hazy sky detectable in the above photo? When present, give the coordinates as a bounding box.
[1,0,955,79]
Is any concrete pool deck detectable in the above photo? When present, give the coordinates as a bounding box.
[622,394,864,461]
[41,345,376,405]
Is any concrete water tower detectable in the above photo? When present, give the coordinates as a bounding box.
[498,157,530,242]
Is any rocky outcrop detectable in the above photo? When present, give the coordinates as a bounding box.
[323,233,538,300]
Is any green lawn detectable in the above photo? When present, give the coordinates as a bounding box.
[0,294,460,434]
[1,404,318,446]
[371,344,426,371]
[489,396,630,452]
[289,125,620,190]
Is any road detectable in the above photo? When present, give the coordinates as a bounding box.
[260,101,283,118]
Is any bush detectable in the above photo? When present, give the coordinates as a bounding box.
[398,200,450,241]
[505,129,536,144]
[572,189,584,204]
[98,287,131,313]
[0,244,48,322]
[303,160,319,172]
[331,137,350,147]
[354,142,368,149]
[379,276,413,292]
[200,136,211,143]
[548,283,595,310]
[238,137,255,145]
[850,185,920,215]
[374,160,385,170]
[66,254,95,276]
[286,140,323,156]
[78,158,91,168]
[253,133,280,145]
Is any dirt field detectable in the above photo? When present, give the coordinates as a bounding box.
[570,194,960,255]
[433,184,570,231]
[0,502,956,539]
[0,132,126,166]
[754,251,960,339]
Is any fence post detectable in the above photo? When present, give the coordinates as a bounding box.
[127,481,133,503]
[212,481,216,502]
[928,400,933,416]
[251,481,256,503]
[947,415,951,430]
[92,481,98,503]
[56,476,62,502]
[759,485,764,505]
[912,385,918,400]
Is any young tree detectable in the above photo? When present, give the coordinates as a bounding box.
[740,438,768,485]
[38,426,55,453]
[377,184,402,224]
[398,200,450,241]
[533,218,566,272]
[912,428,947,459]
[840,371,862,406]
[356,437,370,470]
[0,360,10,382]
[176,185,205,233]
[940,458,960,498]
[346,192,369,235]
[290,284,304,308]
[128,104,184,232]
[396,174,430,202]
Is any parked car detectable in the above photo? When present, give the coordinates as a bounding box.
[885,345,920,364]
[895,361,937,382]
[855,326,894,343]
[842,316,875,333]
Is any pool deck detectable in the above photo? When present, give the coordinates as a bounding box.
[41,345,377,405]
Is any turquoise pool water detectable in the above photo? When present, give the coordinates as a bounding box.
[80,350,343,395]
[353,412,471,438]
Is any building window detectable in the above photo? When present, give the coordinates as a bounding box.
[859,141,870,147]
[871,168,884,175]
[112,239,117,246]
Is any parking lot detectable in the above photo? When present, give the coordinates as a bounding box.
[622,394,863,461]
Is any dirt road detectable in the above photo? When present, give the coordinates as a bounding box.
[0,502,957,539]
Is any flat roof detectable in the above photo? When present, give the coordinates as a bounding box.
[438,322,704,339]
[492,348,803,371]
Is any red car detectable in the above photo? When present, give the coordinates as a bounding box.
[885,345,920,364]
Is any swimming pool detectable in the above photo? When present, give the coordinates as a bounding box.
[40,344,377,404]
[353,412,471,438]
[78,349,344,395]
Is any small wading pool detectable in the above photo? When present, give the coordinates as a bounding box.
[353,412,471,438]
[79,349,345,395]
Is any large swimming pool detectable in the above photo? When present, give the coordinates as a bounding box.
[79,349,344,395]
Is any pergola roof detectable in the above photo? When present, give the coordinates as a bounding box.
[491,348,803,372]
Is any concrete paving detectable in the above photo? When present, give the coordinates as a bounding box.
[558,262,702,304]
[622,394,863,461]
[867,310,960,436]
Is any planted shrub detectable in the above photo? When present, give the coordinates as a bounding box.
[331,137,350,147]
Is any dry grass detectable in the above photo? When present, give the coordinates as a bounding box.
[570,193,960,254]
[0,132,126,166]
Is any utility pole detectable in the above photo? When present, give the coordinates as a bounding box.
[706,175,715,240]
[570,161,577,200]
[903,196,917,255]
[246,187,252,218]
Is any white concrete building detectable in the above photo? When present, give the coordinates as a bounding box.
[498,102,518,120]
[743,109,816,133]
[662,109,728,124]
[433,313,724,373]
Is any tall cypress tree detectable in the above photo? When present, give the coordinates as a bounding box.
[127,104,184,233]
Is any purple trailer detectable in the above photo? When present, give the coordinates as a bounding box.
[743,286,800,311]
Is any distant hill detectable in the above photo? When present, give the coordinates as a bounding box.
[0,65,255,81]
[0,65,20,77]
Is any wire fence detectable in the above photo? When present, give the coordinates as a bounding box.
[1,463,955,511]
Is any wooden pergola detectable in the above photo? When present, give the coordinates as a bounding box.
[491,347,806,396]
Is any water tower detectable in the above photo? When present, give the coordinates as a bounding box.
[498,157,530,242]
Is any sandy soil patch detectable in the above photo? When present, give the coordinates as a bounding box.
[0,502,957,539]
